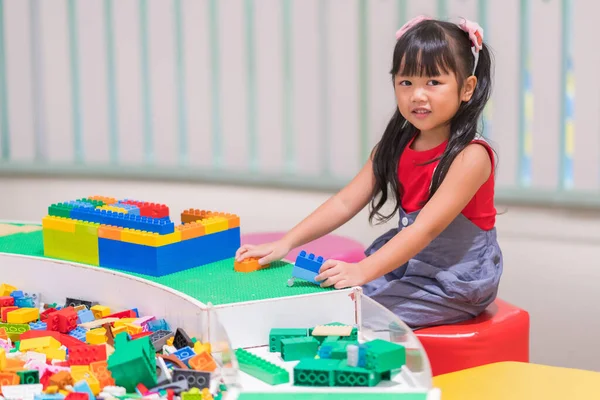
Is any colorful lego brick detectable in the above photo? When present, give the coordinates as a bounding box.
[69,208,174,234]
[96,205,128,214]
[113,202,141,215]
[268,328,308,352]
[188,351,216,372]
[90,305,111,319]
[234,348,289,385]
[88,196,117,204]
[120,199,169,218]
[293,358,339,386]
[0,284,16,297]
[7,308,39,324]
[42,216,76,233]
[280,337,320,361]
[176,221,205,240]
[295,250,326,273]
[98,227,240,277]
[234,257,270,273]
[198,217,228,234]
[181,209,239,229]
[121,229,182,247]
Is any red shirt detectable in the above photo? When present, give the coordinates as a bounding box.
[398,135,496,230]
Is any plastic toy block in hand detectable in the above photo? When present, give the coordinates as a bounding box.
[234,257,270,273]
[287,250,326,286]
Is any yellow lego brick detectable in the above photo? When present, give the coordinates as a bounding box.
[96,205,128,214]
[37,347,66,361]
[90,305,111,319]
[200,217,228,234]
[194,341,212,355]
[74,305,87,312]
[42,228,99,266]
[71,365,101,395]
[0,347,6,370]
[113,318,137,328]
[112,325,127,336]
[7,308,39,324]
[0,284,16,297]
[121,229,181,247]
[44,386,59,394]
[20,336,61,351]
[75,220,100,236]
[42,216,76,233]
[166,337,174,346]
[86,328,107,345]
[124,323,143,335]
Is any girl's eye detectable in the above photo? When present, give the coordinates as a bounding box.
[428,80,441,86]
[398,80,411,86]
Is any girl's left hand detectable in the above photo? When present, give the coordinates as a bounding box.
[315,260,367,289]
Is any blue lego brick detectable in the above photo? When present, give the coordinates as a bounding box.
[98,227,241,277]
[68,326,88,342]
[65,200,95,209]
[10,290,24,299]
[291,265,319,284]
[29,321,47,330]
[115,202,141,215]
[15,296,35,308]
[147,319,171,332]
[69,207,174,234]
[77,309,95,324]
[172,346,195,366]
[295,250,326,273]
[34,395,65,400]
[73,380,95,399]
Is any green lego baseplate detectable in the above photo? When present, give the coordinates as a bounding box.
[0,225,332,304]
[237,394,428,400]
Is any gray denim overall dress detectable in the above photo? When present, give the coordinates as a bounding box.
[362,193,503,329]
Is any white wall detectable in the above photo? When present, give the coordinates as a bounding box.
[1,176,599,372]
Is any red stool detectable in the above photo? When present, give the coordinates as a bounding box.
[240,232,366,264]
[416,298,530,376]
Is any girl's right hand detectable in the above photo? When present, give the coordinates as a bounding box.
[235,240,292,266]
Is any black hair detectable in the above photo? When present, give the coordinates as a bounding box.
[369,19,493,225]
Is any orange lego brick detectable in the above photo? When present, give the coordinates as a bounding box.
[3,358,25,372]
[88,196,117,204]
[207,212,240,228]
[90,360,115,389]
[234,257,270,273]
[176,221,205,240]
[188,351,217,372]
[49,370,74,389]
[181,208,207,224]
[98,225,122,241]
[0,372,19,387]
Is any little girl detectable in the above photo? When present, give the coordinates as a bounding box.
[236,16,502,329]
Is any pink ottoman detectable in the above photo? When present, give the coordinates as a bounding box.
[240,232,366,264]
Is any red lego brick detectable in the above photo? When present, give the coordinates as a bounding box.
[0,297,14,307]
[69,344,107,365]
[46,307,77,333]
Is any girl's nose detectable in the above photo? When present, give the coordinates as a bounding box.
[411,87,427,103]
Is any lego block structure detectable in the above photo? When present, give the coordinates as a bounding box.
[42,196,240,277]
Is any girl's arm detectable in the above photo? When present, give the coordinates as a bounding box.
[358,143,492,282]
[281,157,376,250]
[237,156,376,263]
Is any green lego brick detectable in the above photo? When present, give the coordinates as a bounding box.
[42,227,99,266]
[108,332,157,392]
[17,370,39,384]
[0,322,30,342]
[334,360,381,387]
[293,358,339,387]
[48,203,74,218]
[77,198,105,207]
[364,339,406,373]
[234,348,289,385]
[269,328,308,352]
[323,336,340,343]
[280,336,319,361]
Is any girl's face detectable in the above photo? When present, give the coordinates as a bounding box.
[394,70,476,135]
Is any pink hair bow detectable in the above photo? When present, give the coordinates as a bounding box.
[458,18,484,52]
[395,15,432,40]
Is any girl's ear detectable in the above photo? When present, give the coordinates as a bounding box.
[461,76,478,102]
